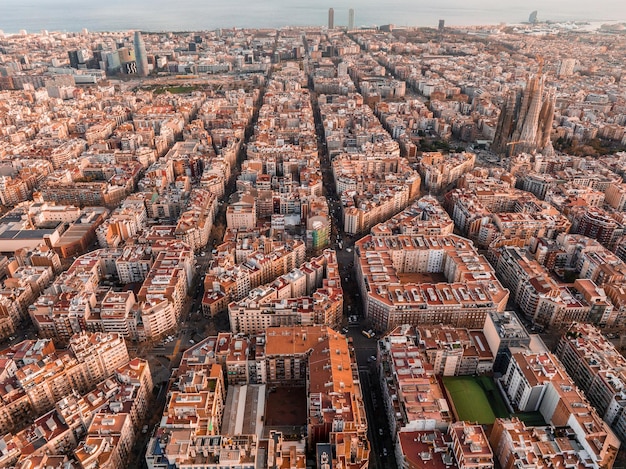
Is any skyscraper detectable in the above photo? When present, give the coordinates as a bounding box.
[438,19,445,31]
[68,49,89,69]
[68,50,80,69]
[134,31,149,77]
[328,8,334,30]
[348,9,355,30]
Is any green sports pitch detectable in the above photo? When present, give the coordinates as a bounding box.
[442,376,509,424]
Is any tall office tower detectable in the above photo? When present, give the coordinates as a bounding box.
[529,10,538,23]
[328,8,334,29]
[134,31,149,77]
[348,9,355,30]
[105,50,121,73]
[68,49,89,69]
[68,50,80,69]
[492,74,556,157]
[438,19,445,31]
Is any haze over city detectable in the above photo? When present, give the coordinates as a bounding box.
[2,4,626,469]
[2,0,626,32]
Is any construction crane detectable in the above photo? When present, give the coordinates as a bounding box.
[506,140,529,157]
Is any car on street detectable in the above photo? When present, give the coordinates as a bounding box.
[382,448,388,457]
[378,428,383,436]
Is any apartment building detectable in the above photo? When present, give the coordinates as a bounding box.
[556,323,626,441]
[114,245,153,284]
[68,332,130,389]
[146,433,264,469]
[570,207,623,249]
[370,196,454,237]
[147,341,320,469]
[0,357,151,466]
[418,151,476,193]
[175,187,218,252]
[137,241,194,326]
[418,326,493,375]
[501,351,619,468]
[145,357,231,467]
[203,238,306,316]
[99,291,139,338]
[482,311,531,372]
[448,422,493,469]
[490,417,607,469]
[226,194,257,230]
[74,412,134,469]
[605,183,626,211]
[228,250,342,334]
[356,233,508,332]
[308,329,369,466]
[333,153,420,235]
[495,246,615,327]
[0,332,135,438]
[397,430,457,469]
[96,197,148,248]
[445,186,570,248]
[263,325,369,466]
[378,325,452,438]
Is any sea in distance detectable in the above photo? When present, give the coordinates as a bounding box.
[1,0,626,34]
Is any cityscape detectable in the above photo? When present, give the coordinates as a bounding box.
[1,8,626,469]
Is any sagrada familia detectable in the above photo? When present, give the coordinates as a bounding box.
[492,73,556,157]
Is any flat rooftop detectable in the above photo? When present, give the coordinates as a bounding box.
[221,384,266,438]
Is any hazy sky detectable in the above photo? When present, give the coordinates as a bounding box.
[2,0,625,32]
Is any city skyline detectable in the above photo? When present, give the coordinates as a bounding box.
[2,0,626,33]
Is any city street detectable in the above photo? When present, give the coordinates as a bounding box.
[313,91,397,467]
[346,326,398,469]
